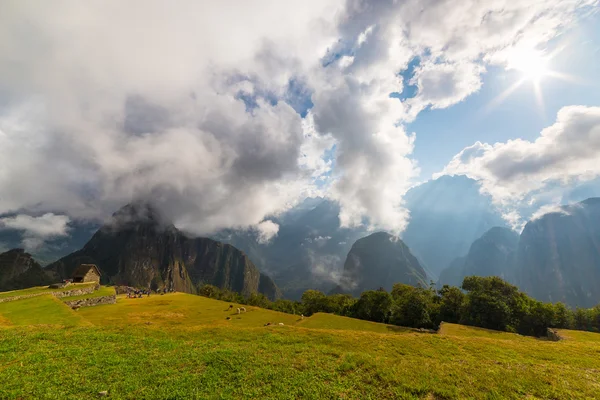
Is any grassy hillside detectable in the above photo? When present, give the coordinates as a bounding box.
[78,293,300,328]
[439,322,525,340]
[1,291,599,399]
[0,295,89,326]
[297,312,411,333]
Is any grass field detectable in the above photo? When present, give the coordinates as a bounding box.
[0,295,89,326]
[1,292,600,399]
[439,322,526,340]
[0,282,96,299]
[78,293,301,328]
[297,312,411,333]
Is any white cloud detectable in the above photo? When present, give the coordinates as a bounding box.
[0,0,340,235]
[530,204,570,221]
[0,213,70,250]
[254,220,280,244]
[438,106,600,225]
[308,0,592,233]
[406,62,485,118]
[0,0,594,243]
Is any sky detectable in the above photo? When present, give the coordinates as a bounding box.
[0,0,599,249]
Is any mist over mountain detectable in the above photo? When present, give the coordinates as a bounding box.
[214,198,369,299]
[438,227,519,287]
[436,198,600,308]
[401,175,507,278]
[515,198,600,308]
[46,203,281,300]
[0,217,99,266]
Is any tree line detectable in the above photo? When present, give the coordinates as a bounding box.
[198,276,600,337]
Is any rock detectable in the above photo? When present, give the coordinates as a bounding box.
[98,390,108,397]
[547,328,563,341]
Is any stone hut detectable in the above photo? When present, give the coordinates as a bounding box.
[72,264,101,283]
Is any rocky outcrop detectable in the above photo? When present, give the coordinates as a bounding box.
[45,203,281,300]
[547,328,563,341]
[333,232,428,296]
[0,249,53,291]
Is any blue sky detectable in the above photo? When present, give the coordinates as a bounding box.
[409,11,600,180]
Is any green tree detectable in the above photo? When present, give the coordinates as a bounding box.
[301,290,327,316]
[324,294,356,316]
[437,285,465,324]
[352,290,392,323]
[198,284,220,299]
[247,293,269,308]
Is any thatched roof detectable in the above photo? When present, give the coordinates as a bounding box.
[72,264,101,278]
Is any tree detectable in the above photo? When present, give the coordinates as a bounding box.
[552,302,574,329]
[198,284,220,298]
[301,290,327,316]
[390,286,439,329]
[247,293,269,308]
[352,290,392,323]
[324,294,356,316]
[437,285,464,324]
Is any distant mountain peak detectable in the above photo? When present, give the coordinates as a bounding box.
[104,201,173,232]
[580,197,600,206]
[334,232,428,295]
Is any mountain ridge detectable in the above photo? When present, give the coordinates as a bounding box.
[45,203,281,299]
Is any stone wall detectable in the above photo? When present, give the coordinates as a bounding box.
[0,292,46,304]
[52,284,98,299]
[0,284,98,303]
[64,295,116,309]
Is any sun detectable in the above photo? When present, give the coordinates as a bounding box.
[507,49,549,82]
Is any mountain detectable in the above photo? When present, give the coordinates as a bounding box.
[45,203,281,300]
[333,232,428,296]
[0,219,98,266]
[438,227,519,287]
[401,175,507,278]
[0,248,52,291]
[216,175,505,298]
[516,198,600,308]
[214,198,369,299]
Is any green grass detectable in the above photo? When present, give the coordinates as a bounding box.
[0,282,96,299]
[557,328,600,342]
[1,292,600,399]
[60,286,115,302]
[439,322,525,340]
[78,293,301,328]
[0,295,89,327]
[298,312,411,333]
